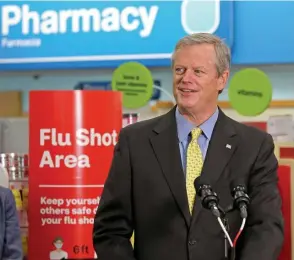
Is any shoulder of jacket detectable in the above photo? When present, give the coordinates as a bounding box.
[226,116,270,140]
[0,186,11,202]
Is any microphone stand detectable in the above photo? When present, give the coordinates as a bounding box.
[224,217,229,259]
[224,215,236,260]
[223,205,237,260]
[194,181,241,260]
[217,205,230,260]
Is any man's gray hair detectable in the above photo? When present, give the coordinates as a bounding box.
[171,33,231,77]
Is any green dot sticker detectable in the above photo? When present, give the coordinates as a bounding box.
[228,68,272,116]
[111,62,154,109]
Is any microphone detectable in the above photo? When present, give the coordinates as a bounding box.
[194,177,221,218]
[230,182,250,219]
[194,177,234,251]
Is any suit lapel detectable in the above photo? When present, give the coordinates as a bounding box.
[192,110,239,223]
[150,108,191,227]
[149,108,239,227]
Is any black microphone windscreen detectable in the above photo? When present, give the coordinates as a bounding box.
[230,178,247,193]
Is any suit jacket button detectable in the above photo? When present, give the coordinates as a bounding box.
[188,240,197,246]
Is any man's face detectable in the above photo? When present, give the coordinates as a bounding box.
[172,43,228,113]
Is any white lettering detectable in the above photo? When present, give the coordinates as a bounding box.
[1,4,159,37]
[1,5,21,35]
[120,7,139,33]
[78,216,94,225]
[59,10,71,33]
[66,197,100,207]
[71,8,101,33]
[22,4,39,34]
[42,218,62,226]
[101,7,120,32]
[138,6,158,37]
[75,129,89,146]
[72,207,92,215]
[1,37,41,48]
[40,196,64,206]
[75,128,118,146]
[39,151,90,168]
[39,128,71,146]
[40,129,51,146]
[41,10,58,34]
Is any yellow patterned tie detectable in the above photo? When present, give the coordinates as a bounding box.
[186,128,203,214]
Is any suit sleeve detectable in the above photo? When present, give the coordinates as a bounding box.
[238,133,284,260]
[3,189,23,260]
[93,128,136,260]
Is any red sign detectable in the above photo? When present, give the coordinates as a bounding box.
[279,147,294,159]
[29,90,122,260]
[277,165,292,260]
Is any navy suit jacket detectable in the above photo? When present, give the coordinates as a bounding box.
[0,186,23,260]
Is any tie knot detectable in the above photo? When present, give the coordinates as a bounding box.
[191,128,202,141]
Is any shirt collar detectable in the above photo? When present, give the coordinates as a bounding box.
[175,106,219,142]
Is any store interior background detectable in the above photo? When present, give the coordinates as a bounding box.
[0,65,293,154]
[0,63,294,121]
[0,0,294,140]
[0,1,294,260]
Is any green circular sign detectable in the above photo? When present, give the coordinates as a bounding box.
[228,68,272,116]
[111,62,154,109]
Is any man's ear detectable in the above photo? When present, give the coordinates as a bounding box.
[217,70,230,92]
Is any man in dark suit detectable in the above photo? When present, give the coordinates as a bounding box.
[93,33,284,260]
[0,185,23,260]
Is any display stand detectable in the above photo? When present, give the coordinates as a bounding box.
[123,113,139,127]
[29,90,122,260]
[0,153,29,260]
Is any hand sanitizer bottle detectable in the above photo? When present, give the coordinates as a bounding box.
[181,0,220,34]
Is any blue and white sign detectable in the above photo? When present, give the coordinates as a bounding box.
[0,1,233,70]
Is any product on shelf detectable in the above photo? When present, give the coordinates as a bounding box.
[123,113,139,127]
[22,187,29,210]
[0,153,28,180]
[11,188,23,210]
[21,228,28,257]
